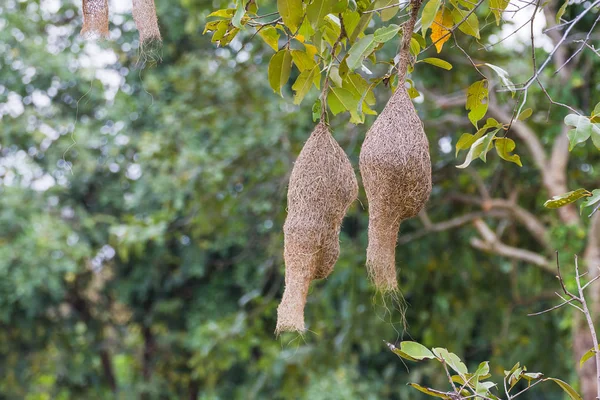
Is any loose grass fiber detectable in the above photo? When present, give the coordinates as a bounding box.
[359,0,431,292]
[81,0,109,38]
[276,123,358,334]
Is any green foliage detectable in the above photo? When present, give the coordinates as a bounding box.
[390,341,582,400]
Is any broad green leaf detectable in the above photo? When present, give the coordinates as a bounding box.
[518,108,533,121]
[591,124,600,149]
[312,98,322,121]
[495,138,523,166]
[479,129,498,162]
[278,0,304,32]
[431,7,453,53]
[509,367,523,389]
[232,0,246,28]
[398,342,436,360]
[504,362,521,378]
[490,0,510,25]
[407,78,420,99]
[291,50,316,71]
[219,27,240,46]
[451,7,480,38]
[474,361,490,377]
[455,130,485,156]
[246,0,258,14]
[258,26,280,51]
[432,348,468,374]
[457,135,486,168]
[564,114,598,150]
[544,188,592,209]
[268,50,293,96]
[328,87,361,122]
[466,80,488,127]
[304,43,318,58]
[374,0,400,21]
[421,0,442,35]
[292,66,318,104]
[343,72,376,105]
[581,189,600,215]
[298,16,316,38]
[547,378,583,400]
[484,63,515,95]
[332,0,349,13]
[207,8,236,19]
[410,37,421,56]
[556,0,569,23]
[307,0,334,28]
[346,34,377,70]
[374,24,401,43]
[580,347,598,368]
[342,9,361,39]
[329,66,343,87]
[419,57,452,70]
[591,102,600,122]
[209,20,229,41]
[408,383,451,399]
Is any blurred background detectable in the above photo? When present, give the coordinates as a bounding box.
[1,0,600,399]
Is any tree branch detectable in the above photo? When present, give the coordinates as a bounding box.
[470,219,554,273]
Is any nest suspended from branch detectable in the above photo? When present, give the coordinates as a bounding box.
[276,123,358,334]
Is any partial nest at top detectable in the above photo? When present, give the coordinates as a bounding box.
[81,0,161,44]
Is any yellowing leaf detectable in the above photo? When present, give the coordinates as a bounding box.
[419,57,452,70]
[495,138,522,166]
[466,80,488,127]
[268,50,293,96]
[556,0,569,23]
[290,50,316,71]
[258,26,280,51]
[544,188,592,209]
[431,8,453,53]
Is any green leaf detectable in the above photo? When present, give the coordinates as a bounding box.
[518,108,533,121]
[328,87,361,122]
[457,135,486,168]
[292,66,318,104]
[419,57,453,70]
[556,0,569,23]
[564,114,599,150]
[278,0,304,32]
[466,80,488,127]
[544,188,592,209]
[312,98,322,121]
[398,342,436,360]
[421,0,442,35]
[232,0,246,28]
[479,129,498,162]
[307,0,334,28]
[547,378,583,400]
[490,0,510,25]
[484,63,515,95]
[374,24,401,43]
[581,189,600,215]
[346,34,377,70]
[591,102,600,122]
[290,50,316,71]
[258,26,280,51]
[268,50,293,96]
[495,138,523,166]
[332,0,349,13]
[455,130,485,156]
[522,372,544,381]
[451,7,480,38]
[408,383,452,399]
[374,0,400,21]
[432,348,468,374]
[580,346,598,368]
[207,9,236,19]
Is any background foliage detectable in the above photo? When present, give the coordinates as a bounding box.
[1,0,599,399]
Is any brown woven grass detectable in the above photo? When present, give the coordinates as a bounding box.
[359,84,432,292]
[276,123,358,334]
[81,0,109,38]
[132,0,162,44]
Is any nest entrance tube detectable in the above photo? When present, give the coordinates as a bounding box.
[276,123,358,334]
[81,0,109,38]
[359,0,432,293]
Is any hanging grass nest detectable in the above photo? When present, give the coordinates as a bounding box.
[359,84,431,292]
[81,0,109,38]
[80,0,161,44]
[276,123,358,334]
[359,0,431,293]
